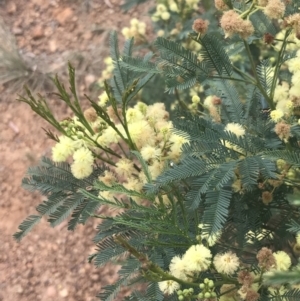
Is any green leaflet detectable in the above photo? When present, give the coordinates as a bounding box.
[13,157,103,240]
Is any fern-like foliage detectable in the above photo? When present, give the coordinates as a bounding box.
[97,258,141,301]
[268,289,300,301]
[257,60,273,96]
[13,157,103,241]
[14,3,300,299]
[109,32,155,104]
[154,37,210,92]
[191,34,233,76]
[145,100,300,240]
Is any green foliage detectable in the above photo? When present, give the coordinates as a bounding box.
[192,34,233,76]
[14,0,300,299]
[109,32,155,104]
[14,157,103,241]
[154,37,209,92]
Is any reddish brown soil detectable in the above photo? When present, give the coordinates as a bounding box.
[0,1,152,300]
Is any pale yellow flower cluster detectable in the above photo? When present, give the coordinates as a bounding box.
[296,232,300,244]
[224,123,246,137]
[158,244,212,294]
[222,123,246,154]
[188,95,201,112]
[273,250,291,271]
[286,49,300,104]
[58,101,183,201]
[98,91,109,107]
[270,52,300,121]
[275,30,300,53]
[158,280,180,295]
[185,0,199,10]
[152,0,198,23]
[182,39,202,52]
[121,18,146,40]
[203,95,222,122]
[188,87,203,112]
[52,121,97,179]
[98,57,114,87]
[52,136,79,162]
[107,103,188,200]
[268,285,287,298]
[198,223,221,246]
[270,109,284,122]
[52,111,109,179]
[267,46,300,142]
[52,100,190,184]
[71,147,94,179]
[151,3,171,22]
[213,251,240,275]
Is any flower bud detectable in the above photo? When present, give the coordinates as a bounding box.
[264,33,274,44]
[192,18,209,34]
[208,280,214,288]
[204,292,211,298]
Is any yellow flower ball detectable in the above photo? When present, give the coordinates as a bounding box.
[161,11,171,20]
[73,147,94,165]
[182,244,212,273]
[273,251,291,271]
[71,161,93,179]
[270,109,284,122]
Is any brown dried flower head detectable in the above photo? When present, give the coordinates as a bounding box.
[262,191,273,205]
[99,170,116,187]
[192,18,209,34]
[238,270,254,287]
[256,247,276,270]
[264,0,286,19]
[209,106,221,123]
[214,0,229,11]
[274,121,291,141]
[84,107,98,123]
[239,20,255,39]
[220,10,254,39]
[264,32,275,44]
[283,13,300,34]
[245,289,260,301]
[220,10,241,38]
[107,106,123,124]
[212,96,222,105]
[258,0,269,6]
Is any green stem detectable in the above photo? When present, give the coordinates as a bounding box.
[92,152,116,166]
[81,133,122,159]
[232,65,255,83]
[240,1,256,19]
[172,184,189,233]
[175,88,189,110]
[270,29,292,101]
[210,75,253,85]
[118,142,128,158]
